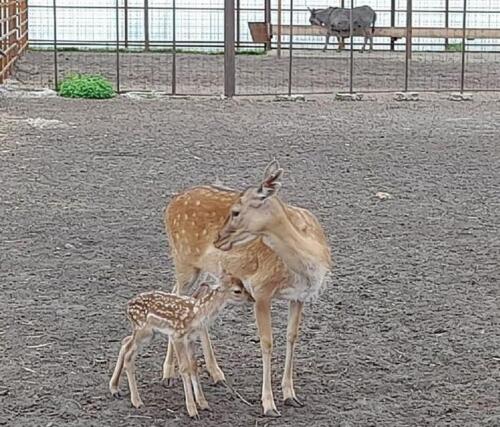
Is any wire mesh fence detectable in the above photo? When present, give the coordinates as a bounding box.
[0,0,28,83]
[10,0,500,94]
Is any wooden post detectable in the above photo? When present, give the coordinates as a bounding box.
[404,0,412,92]
[224,0,235,97]
[277,0,282,58]
[144,0,149,51]
[264,0,271,51]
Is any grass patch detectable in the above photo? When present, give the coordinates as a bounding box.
[58,74,115,99]
[445,42,464,52]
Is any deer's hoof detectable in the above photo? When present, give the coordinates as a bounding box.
[284,396,304,408]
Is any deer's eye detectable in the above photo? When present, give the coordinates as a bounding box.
[233,289,242,294]
[231,210,240,218]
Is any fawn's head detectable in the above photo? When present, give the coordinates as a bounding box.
[214,159,284,251]
[210,269,254,304]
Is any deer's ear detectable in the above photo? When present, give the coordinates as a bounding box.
[258,160,283,199]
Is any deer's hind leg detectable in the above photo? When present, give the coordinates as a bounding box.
[123,327,154,408]
[109,335,133,397]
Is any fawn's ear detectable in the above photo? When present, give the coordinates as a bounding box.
[192,282,210,299]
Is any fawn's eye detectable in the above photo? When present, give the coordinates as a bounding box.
[231,210,240,218]
[233,289,242,294]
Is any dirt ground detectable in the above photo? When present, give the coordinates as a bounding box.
[12,50,500,95]
[0,95,499,427]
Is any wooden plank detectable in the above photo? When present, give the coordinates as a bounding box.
[270,25,500,39]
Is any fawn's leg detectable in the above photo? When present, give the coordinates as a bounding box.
[282,300,304,407]
[109,335,133,397]
[124,328,153,408]
[255,299,279,417]
[187,340,210,410]
[174,339,199,419]
[163,268,200,381]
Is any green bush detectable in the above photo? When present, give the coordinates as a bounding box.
[58,74,115,99]
[446,42,464,52]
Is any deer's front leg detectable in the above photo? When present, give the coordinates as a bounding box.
[200,326,226,384]
[255,299,279,417]
[282,300,304,407]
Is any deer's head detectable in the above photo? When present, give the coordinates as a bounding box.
[214,159,284,251]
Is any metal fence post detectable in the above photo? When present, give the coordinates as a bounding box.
[124,0,129,48]
[444,0,449,51]
[349,0,354,94]
[287,0,293,96]
[115,0,120,93]
[52,0,58,90]
[460,0,467,93]
[390,0,396,51]
[224,0,235,97]
[264,0,271,51]
[236,0,240,50]
[277,0,282,58]
[144,0,149,51]
[404,0,412,92]
[172,0,176,94]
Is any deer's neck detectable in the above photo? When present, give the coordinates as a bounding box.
[262,205,330,279]
[193,290,227,324]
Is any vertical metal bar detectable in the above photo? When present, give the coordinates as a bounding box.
[144,0,149,51]
[116,0,120,93]
[224,0,235,97]
[53,0,58,90]
[404,0,412,92]
[460,0,467,93]
[341,0,345,8]
[124,0,128,48]
[390,0,396,51]
[349,0,354,94]
[172,0,176,95]
[277,0,282,58]
[236,0,240,50]
[444,0,449,50]
[264,0,271,51]
[288,0,293,96]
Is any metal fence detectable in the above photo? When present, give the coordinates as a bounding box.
[0,0,28,83]
[9,0,500,95]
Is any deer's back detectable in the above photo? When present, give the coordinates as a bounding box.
[165,186,290,296]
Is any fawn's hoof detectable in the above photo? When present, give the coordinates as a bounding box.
[110,389,123,399]
[284,396,304,408]
[131,398,144,409]
[262,407,281,417]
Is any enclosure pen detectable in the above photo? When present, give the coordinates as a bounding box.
[3,1,500,94]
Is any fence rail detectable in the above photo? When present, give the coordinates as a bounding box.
[5,1,500,95]
[0,0,28,83]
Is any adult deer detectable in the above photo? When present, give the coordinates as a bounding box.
[162,160,332,416]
